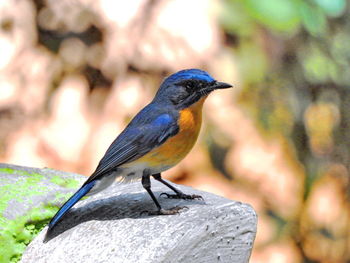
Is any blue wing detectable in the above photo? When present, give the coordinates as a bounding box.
[87,105,179,182]
[48,105,178,230]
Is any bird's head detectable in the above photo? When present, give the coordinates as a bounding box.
[154,69,232,109]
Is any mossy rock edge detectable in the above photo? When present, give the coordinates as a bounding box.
[0,163,84,263]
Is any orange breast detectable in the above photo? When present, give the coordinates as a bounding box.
[133,97,207,170]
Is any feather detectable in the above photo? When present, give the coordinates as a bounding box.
[87,109,179,182]
[48,180,96,230]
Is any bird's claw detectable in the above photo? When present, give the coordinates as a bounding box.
[160,192,203,200]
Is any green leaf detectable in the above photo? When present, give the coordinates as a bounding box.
[243,0,301,34]
[299,2,328,36]
[313,0,346,17]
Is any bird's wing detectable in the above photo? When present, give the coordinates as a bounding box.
[87,113,179,182]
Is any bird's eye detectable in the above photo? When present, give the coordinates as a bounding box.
[184,82,195,92]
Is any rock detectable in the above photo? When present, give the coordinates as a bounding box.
[0,163,84,263]
[21,176,257,263]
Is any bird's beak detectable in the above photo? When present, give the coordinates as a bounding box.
[211,81,233,90]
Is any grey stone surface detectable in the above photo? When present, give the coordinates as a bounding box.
[21,178,257,263]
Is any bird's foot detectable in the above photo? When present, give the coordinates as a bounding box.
[142,206,188,216]
[160,192,203,200]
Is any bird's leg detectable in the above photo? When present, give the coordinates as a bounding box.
[152,173,203,200]
[141,171,185,215]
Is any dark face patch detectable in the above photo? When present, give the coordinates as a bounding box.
[154,69,231,109]
[169,79,214,108]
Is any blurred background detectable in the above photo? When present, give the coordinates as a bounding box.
[0,0,349,262]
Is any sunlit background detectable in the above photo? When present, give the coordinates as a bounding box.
[0,0,349,262]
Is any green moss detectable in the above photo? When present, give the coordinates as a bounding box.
[0,167,79,263]
[0,175,48,217]
[0,206,57,263]
[50,175,80,189]
[0,192,72,262]
[0,167,15,174]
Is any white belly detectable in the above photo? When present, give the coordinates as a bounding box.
[86,162,171,196]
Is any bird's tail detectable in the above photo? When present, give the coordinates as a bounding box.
[48,180,96,230]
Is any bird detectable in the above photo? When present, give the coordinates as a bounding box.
[48,69,232,231]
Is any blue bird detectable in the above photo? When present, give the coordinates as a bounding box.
[48,69,232,230]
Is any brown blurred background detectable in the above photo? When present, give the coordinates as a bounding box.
[0,0,349,262]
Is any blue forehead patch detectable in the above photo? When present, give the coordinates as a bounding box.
[165,69,215,83]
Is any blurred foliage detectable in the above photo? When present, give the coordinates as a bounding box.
[221,0,349,261]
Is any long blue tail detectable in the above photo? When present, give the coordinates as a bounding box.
[48,180,96,230]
